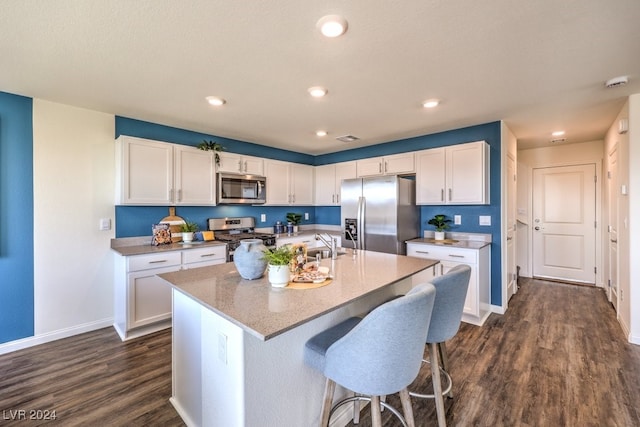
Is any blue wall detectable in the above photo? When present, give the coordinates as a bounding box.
[0,92,34,344]
[116,119,502,306]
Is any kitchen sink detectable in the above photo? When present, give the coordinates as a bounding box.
[306,246,348,259]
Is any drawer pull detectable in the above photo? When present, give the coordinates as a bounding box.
[149,260,168,264]
[416,250,430,255]
[448,254,465,258]
[200,253,216,258]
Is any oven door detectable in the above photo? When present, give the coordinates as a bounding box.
[217,173,266,204]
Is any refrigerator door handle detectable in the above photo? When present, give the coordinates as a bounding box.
[357,196,365,250]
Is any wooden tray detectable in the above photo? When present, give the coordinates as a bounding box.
[286,279,332,290]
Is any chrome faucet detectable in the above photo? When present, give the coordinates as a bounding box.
[315,233,337,259]
[345,229,357,256]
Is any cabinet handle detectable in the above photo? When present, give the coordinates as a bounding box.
[440,264,444,275]
[448,254,465,258]
[170,189,174,202]
[384,161,388,173]
[336,194,340,204]
[243,161,248,172]
[238,160,242,172]
[332,194,335,203]
[448,188,452,201]
[441,189,444,202]
[379,163,382,173]
[292,194,296,203]
[178,189,182,202]
[149,260,168,264]
[416,250,430,255]
[200,253,216,258]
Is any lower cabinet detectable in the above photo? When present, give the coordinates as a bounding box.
[407,242,491,326]
[114,245,226,341]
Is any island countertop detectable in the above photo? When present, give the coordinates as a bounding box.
[158,249,438,341]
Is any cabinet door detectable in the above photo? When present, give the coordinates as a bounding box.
[217,152,244,173]
[290,163,314,205]
[384,153,415,174]
[119,137,174,205]
[175,146,215,205]
[439,260,478,318]
[127,265,178,330]
[446,142,488,204]
[264,159,290,205]
[314,164,336,206]
[416,148,446,204]
[334,161,357,205]
[243,155,264,175]
[356,157,383,177]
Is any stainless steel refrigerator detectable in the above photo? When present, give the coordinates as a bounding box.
[341,175,420,255]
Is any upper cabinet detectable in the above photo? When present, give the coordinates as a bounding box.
[416,140,489,205]
[217,152,264,176]
[314,161,357,206]
[116,136,215,206]
[264,159,314,206]
[356,152,415,177]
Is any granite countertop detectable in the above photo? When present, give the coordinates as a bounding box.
[110,237,227,257]
[406,237,490,250]
[158,250,438,341]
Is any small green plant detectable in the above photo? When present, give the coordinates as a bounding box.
[427,214,452,232]
[262,245,294,266]
[180,220,199,233]
[286,212,302,225]
[197,140,225,165]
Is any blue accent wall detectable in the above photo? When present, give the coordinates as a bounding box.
[0,92,34,344]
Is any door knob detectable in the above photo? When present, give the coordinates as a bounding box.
[534,226,540,231]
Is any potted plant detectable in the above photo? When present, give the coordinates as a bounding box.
[286,212,302,233]
[262,245,294,287]
[180,220,199,243]
[197,140,225,166]
[427,214,452,240]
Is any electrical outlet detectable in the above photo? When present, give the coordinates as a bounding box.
[479,215,491,226]
[454,215,461,225]
[260,214,266,223]
[304,212,309,220]
[218,333,227,364]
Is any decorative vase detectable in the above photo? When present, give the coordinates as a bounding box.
[233,239,268,280]
[268,264,290,287]
[434,231,446,241]
[182,232,194,242]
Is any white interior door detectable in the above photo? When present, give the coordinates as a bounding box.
[532,164,596,283]
[507,154,517,299]
[608,146,619,309]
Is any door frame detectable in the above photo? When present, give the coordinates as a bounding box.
[527,160,603,287]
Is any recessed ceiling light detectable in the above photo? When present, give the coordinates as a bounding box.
[308,86,328,97]
[206,96,226,106]
[605,76,628,88]
[422,99,440,108]
[316,15,348,38]
[551,130,565,137]
[316,130,328,137]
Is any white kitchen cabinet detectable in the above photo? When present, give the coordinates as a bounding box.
[113,244,226,341]
[416,140,489,205]
[314,161,357,205]
[264,159,314,205]
[356,152,415,177]
[217,152,264,175]
[115,135,215,206]
[407,242,491,326]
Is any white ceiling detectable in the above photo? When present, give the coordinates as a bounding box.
[1,1,639,154]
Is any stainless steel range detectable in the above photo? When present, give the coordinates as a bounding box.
[207,217,276,261]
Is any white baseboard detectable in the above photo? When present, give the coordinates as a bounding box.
[0,317,114,355]
[491,304,506,315]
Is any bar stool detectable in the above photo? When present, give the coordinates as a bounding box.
[304,283,437,427]
[410,264,471,427]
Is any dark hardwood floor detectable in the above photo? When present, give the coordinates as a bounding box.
[1,278,639,426]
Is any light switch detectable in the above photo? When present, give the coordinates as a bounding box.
[454,215,461,225]
[260,214,266,222]
[99,218,111,231]
[304,212,309,220]
[479,215,491,226]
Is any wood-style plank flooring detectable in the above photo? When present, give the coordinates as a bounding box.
[1,277,639,426]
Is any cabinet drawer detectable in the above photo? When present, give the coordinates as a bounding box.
[407,244,478,264]
[128,252,182,272]
[182,246,227,265]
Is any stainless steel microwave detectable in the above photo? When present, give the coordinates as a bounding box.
[217,173,266,204]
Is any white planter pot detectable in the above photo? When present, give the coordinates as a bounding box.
[434,231,446,241]
[182,232,194,242]
[268,264,290,287]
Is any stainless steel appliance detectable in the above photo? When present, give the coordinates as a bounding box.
[217,173,266,204]
[341,175,420,255]
[208,217,276,261]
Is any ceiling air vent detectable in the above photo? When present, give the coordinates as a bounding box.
[605,76,628,88]
[336,135,360,143]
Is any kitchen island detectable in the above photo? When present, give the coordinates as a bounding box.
[158,250,438,427]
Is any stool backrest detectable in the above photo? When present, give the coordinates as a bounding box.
[426,264,471,344]
[324,283,436,396]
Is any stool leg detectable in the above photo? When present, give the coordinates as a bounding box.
[429,342,447,427]
[320,378,336,427]
[438,342,453,398]
[370,395,382,427]
[353,393,360,424]
[399,388,416,427]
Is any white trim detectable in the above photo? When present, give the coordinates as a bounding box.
[0,318,113,356]
[491,304,506,315]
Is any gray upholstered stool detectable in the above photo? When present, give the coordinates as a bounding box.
[410,264,471,427]
[304,283,437,427]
